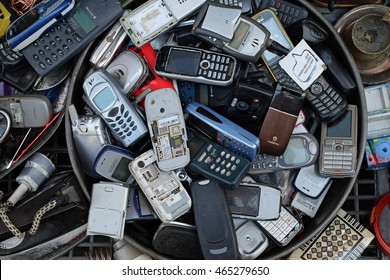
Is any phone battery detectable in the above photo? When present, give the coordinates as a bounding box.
[291,183,331,218]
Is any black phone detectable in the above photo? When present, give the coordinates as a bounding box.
[191,178,240,260]
[254,0,308,26]
[186,130,251,189]
[155,45,237,86]
[21,0,123,76]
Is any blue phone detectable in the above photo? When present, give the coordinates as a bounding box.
[93,144,136,185]
[185,101,260,161]
[6,0,75,51]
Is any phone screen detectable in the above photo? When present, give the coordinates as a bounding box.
[111,157,132,182]
[166,49,201,75]
[326,111,352,137]
[92,86,116,111]
[283,138,309,165]
[225,186,260,217]
[72,7,96,34]
[256,14,293,64]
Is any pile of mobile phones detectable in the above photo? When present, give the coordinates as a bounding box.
[0,0,363,260]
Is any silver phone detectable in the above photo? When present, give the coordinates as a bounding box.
[68,104,111,177]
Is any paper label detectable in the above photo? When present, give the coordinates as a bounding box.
[279,40,326,90]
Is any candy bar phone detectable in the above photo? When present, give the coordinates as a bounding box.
[319,105,358,178]
[93,144,136,185]
[251,133,319,173]
[185,101,260,161]
[120,0,206,47]
[155,45,237,86]
[21,0,123,76]
[144,88,190,171]
[82,69,148,147]
[186,130,251,189]
[128,149,191,223]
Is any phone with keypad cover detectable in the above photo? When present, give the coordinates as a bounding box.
[257,205,303,246]
[186,130,251,189]
[252,9,348,123]
[155,45,237,86]
[21,0,123,76]
[82,69,148,148]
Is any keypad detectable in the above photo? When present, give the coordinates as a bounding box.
[250,154,279,172]
[198,52,232,82]
[269,64,347,122]
[264,0,308,25]
[197,144,242,178]
[258,206,301,245]
[21,18,82,75]
[321,141,354,172]
[105,105,136,140]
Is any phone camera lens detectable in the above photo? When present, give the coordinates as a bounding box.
[137,160,145,168]
[236,101,249,111]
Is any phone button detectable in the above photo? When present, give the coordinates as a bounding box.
[200,60,210,70]
[308,141,318,155]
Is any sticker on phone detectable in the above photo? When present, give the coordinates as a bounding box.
[279,40,326,90]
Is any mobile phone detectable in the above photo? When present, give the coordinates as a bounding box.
[186,130,251,189]
[21,0,123,76]
[87,182,129,239]
[285,18,328,45]
[192,2,272,63]
[254,0,308,26]
[257,205,303,246]
[251,133,319,173]
[5,0,75,51]
[223,78,274,135]
[68,104,112,177]
[0,63,40,93]
[128,149,192,223]
[252,9,348,123]
[224,181,281,220]
[294,164,331,198]
[144,88,190,171]
[0,95,52,128]
[185,101,260,161]
[0,109,11,144]
[82,69,148,148]
[106,50,149,95]
[211,0,253,14]
[0,40,25,70]
[89,20,128,69]
[152,222,203,259]
[259,83,305,156]
[233,219,269,260]
[120,0,206,47]
[190,179,240,260]
[319,104,358,178]
[131,43,175,103]
[93,144,136,185]
[155,45,237,86]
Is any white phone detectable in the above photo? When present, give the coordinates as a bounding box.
[120,0,206,47]
[144,88,190,171]
[128,149,191,223]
